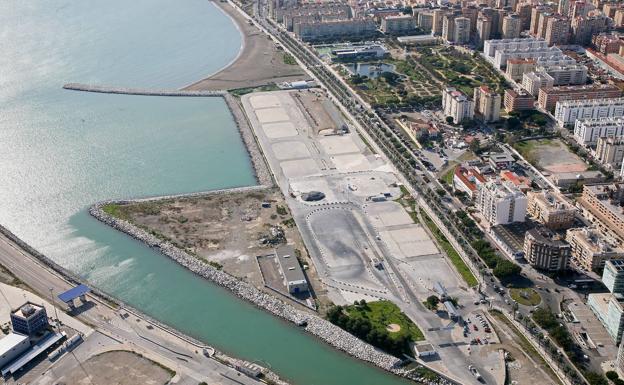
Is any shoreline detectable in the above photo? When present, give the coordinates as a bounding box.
[179,0,246,90]
[88,198,447,385]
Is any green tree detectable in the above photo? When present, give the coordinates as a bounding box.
[425,295,440,310]
[446,116,454,124]
[469,138,481,153]
[493,260,521,280]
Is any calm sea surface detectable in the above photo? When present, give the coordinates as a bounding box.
[0,1,413,384]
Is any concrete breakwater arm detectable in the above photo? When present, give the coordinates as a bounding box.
[63,83,227,97]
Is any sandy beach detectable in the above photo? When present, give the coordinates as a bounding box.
[185,0,307,91]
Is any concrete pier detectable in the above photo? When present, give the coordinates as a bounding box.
[63,83,226,96]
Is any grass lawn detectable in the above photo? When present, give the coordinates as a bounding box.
[420,209,478,287]
[513,138,554,158]
[396,185,419,223]
[510,288,542,306]
[283,53,297,65]
[345,300,424,341]
[441,167,455,185]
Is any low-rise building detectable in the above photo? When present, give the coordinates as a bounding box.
[524,228,571,271]
[294,18,377,42]
[453,165,487,198]
[527,191,576,230]
[539,84,623,112]
[504,89,535,111]
[522,71,554,95]
[381,15,418,35]
[573,116,624,145]
[0,333,30,369]
[476,180,527,226]
[551,171,605,188]
[567,227,624,271]
[488,153,514,169]
[331,44,388,62]
[10,302,48,336]
[538,63,588,86]
[507,58,537,81]
[275,245,309,294]
[442,87,474,124]
[578,184,624,243]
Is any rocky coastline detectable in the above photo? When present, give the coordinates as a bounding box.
[89,202,453,385]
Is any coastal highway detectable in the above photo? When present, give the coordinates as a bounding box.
[0,231,266,385]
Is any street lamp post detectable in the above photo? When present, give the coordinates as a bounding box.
[49,288,60,332]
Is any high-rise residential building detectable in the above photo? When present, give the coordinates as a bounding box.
[559,100,624,130]
[476,180,527,226]
[476,16,492,48]
[578,184,624,243]
[504,89,535,111]
[596,137,624,170]
[572,0,593,18]
[617,329,624,377]
[432,8,445,35]
[442,14,456,42]
[522,71,554,95]
[559,0,572,16]
[507,58,536,81]
[616,9,624,28]
[571,14,607,46]
[516,2,533,30]
[530,5,552,36]
[524,228,571,271]
[536,12,554,39]
[538,84,622,111]
[545,15,570,46]
[442,87,474,124]
[526,190,576,230]
[454,17,471,44]
[502,13,522,39]
[473,85,501,122]
[567,227,624,271]
[417,11,434,32]
[462,5,479,34]
[294,18,377,41]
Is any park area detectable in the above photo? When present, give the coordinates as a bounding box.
[413,46,506,96]
[327,300,423,357]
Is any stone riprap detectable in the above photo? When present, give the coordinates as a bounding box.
[90,202,453,385]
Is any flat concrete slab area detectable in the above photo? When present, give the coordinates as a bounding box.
[367,202,414,227]
[255,107,290,123]
[319,135,360,155]
[381,226,439,259]
[262,121,298,139]
[290,178,337,202]
[272,141,310,160]
[332,153,371,172]
[344,174,398,198]
[281,158,320,179]
[249,94,282,109]
[399,255,460,294]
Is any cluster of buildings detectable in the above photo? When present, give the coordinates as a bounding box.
[442,85,501,124]
[453,146,624,275]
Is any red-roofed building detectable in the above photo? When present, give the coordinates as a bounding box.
[500,170,531,192]
[453,165,487,198]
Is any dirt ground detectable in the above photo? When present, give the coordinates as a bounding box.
[489,312,562,385]
[528,139,588,174]
[60,351,173,385]
[185,1,306,90]
[117,188,331,311]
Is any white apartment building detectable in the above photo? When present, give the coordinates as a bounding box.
[294,18,377,41]
[483,37,548,59]
[494,46,565,69]
[537,63,588,86]
[555,98,624,128]
[522,71,554,95]
[381,15,417,34]
[442,87,474,124]
[573,117,624,146]
[595,137,624,170]
[476,180,527,226]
